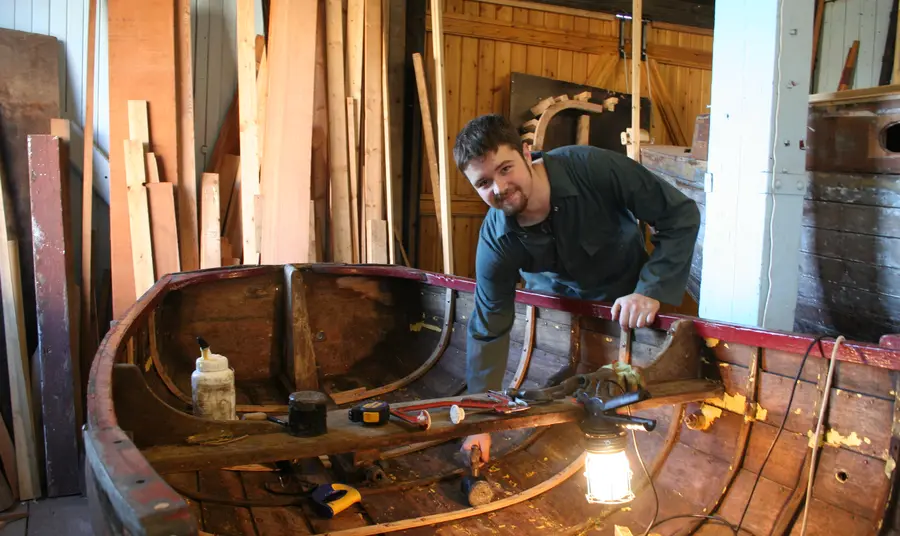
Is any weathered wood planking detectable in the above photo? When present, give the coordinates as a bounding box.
[107,0,179,317]
[28,136,81,497]
[0,28,60,361]
[416,0,712,276]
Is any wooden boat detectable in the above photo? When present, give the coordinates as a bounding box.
[85,263,900,536]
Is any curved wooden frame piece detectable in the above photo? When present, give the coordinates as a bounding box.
[510,305,536,390]
[532,99,610,151]
[329,287,456,406]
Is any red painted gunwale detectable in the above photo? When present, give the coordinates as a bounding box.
[85,263,900,533]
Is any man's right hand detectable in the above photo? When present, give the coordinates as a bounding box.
[461,433,491,463]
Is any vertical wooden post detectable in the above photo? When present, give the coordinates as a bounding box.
[431,0,454,276]
[382,0,396,264]
[176,0,200,272]
[81,0,98,369]
[630,0,642,162]
[28,135,80,497]
[364,0,385,260]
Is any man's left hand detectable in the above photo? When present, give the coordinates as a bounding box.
[611,293,660,329]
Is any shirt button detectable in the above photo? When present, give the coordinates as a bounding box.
[523,234,528,238]
[554,206,559,212]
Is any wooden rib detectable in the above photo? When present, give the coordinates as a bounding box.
[328,288,455,406]
[176,0,199,272]
[532,100,607,151]
[431,0,454,275]
[325,0,353,263]
[509,305,535,389]
[236,0,260,264]
[769,452,814,535]
[200,173,221,269]
[309,452,586,536]
[646,58,690,146]
[412,52,443,238]
[678,349,760,536]
[381,0,396,265]
[346,97,361,263]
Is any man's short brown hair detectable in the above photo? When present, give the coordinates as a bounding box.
[453,114,525,173]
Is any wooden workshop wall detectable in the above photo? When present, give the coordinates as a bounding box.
[416,0,713,278]
[812,0,893,93]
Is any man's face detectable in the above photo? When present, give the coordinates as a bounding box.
[463,144,533,216]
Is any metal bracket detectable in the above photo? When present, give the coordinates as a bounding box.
[616,13,648,61]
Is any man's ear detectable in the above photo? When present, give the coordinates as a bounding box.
[521,142,532,164]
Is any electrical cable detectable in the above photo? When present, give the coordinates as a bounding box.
[736,334,832,534]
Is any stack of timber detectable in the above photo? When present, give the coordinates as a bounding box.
[109,0,407,323]
[0,27,102,502]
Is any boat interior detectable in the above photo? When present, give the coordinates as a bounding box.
[85,264,900,536]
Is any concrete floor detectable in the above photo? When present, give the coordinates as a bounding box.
[0,496,92,536]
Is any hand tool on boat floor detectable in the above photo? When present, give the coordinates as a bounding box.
[460,444,494,506]
[348,392,530,430]
[310,483,362,518]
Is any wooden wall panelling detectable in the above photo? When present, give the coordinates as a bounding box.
[814,0,892,93]
[107,0,178,318]
[0,28,59,362]
[417,0,712,276]
[28,135,81,497]
[259,0,318,264]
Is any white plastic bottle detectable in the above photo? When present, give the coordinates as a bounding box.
[191,337,237,421]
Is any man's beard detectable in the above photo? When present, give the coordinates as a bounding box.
[494,186,527,216]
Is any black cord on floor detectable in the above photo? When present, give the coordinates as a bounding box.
[735,334,831,534]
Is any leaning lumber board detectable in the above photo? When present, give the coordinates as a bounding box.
[123,140,155,295]
[200,173,221,269]
[0,153,39,501]
[0,28,60,364]
[175,0,200,272]
[145,153,161,183]
[346,98,361,263]
[107,0,179,317]
[363,0,384,237]
[223,157,243,261]
[366,220,388,264]
[145,182,181,278]
[326,0,353,263]
[217,154,241,231]
[311,4,330,263]
[630,0,642,162]
[347,0,364,136]
[28,135,80,497]
[411,53,443,238]
[381,0,396,264]
[259,0,318,264]
[81,0,98,385]
[236,0,260,264]
[430,0,454,275]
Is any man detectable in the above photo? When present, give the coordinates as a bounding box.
[454,114,700,462]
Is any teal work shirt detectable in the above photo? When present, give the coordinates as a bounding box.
[466,145,701,393]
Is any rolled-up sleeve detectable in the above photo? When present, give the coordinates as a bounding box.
[466,220,523,394]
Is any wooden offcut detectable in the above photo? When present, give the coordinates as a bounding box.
[146,182,181,278]
[259,0,318,264]
[123,140,155,295]
[145,153,161,183]
[107,0,179,317]
[28,135,80,497]
[200,173,221,269]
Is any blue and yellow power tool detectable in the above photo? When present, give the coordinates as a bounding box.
[311,483,362,518]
